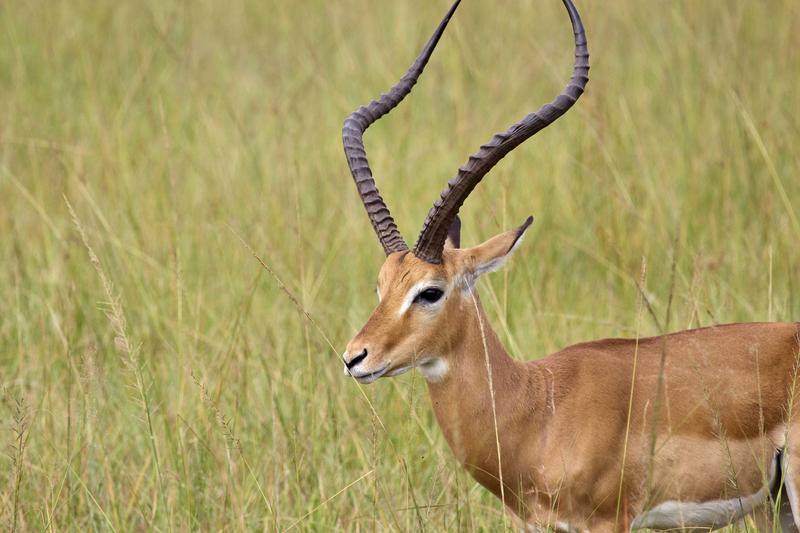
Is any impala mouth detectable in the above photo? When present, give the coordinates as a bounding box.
[349,364,390,384]
[387,365,413,377]
[344,359,418,383]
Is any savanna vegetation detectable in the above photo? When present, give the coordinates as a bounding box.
[1,0,798,530]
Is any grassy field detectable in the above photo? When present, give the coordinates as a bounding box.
[1,0,799,530]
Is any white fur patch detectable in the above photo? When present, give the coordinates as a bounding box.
[417,358,449,383]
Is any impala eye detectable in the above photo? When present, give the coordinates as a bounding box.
[414,287,444,305]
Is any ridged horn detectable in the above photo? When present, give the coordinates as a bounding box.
[413,0,589,264]
[342,0,461,255]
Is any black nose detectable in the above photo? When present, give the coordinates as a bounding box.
[346,349,368,369]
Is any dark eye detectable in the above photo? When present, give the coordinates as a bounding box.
[414,287,444,304]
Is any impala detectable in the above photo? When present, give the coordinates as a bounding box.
[340,1,800,531]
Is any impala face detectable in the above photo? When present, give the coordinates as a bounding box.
[343,251,454,384]
[343,219,532,384]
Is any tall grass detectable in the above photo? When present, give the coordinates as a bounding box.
[1,0,798,530]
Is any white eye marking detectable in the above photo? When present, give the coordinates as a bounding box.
[376,286,382,302]
[397,280,446,316]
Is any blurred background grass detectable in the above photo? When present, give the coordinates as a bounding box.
[1,0,798,530]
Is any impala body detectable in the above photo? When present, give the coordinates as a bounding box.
[339,1,800,531]
[350,246,799,532]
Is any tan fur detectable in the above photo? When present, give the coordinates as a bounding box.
[344,226,800,532]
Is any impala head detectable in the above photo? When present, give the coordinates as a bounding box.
[341,0,588,384]
[344,216,533,383]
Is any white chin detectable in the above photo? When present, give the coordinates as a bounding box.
[350,364,391,384]
[355,373,382,384]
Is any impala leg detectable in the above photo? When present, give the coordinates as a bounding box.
[751,448,798,533]
[780,469,800,532]
[751,507,772,533]
[752,499,797,533]
[779,495,800,532]
[773,468,800,533]
[784,425,800,530]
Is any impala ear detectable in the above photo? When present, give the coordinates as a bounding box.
[460,216,532,281]
[444,215,462,249]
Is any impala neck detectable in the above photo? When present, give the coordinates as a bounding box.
[425,290,545,503]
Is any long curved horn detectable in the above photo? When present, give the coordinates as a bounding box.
[342,0,461,255]
[413,0,589,264]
